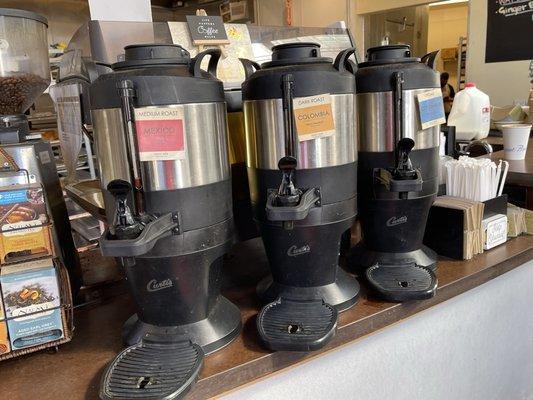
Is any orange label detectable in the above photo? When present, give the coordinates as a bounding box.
[293,93,335,141]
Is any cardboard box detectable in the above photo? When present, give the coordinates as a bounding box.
[0,258,63,349]
[0,222,53,264]
[0,258,61,318]
[7,308,63,350]
[0,284,9,355]
[0,184,47,228]
[0,184,52,264]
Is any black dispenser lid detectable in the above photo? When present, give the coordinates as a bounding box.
[112,44,191,69]
[363,44,418,65]
[262,42,332,68]
[242,42,354,100]
[355,44,439,93]
[90,44,225,109]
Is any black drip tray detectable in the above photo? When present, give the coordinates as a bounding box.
[257,297,338,352]
[366,262,438,302]
[100,337,203,400]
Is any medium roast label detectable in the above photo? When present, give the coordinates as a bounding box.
[134,107,186,162]
[293,93,335,141]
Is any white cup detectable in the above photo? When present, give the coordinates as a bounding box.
[501,124,531,160]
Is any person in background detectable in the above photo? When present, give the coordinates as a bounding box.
[441,72,455,118]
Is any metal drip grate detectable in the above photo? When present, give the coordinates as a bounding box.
[100,338,203,400]
[366,262,438,302]
[257,298,337,351]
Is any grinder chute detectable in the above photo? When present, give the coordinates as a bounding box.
[90,44,241,400]
[242,43,360,351]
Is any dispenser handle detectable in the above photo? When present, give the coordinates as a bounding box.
[117,79,143,214]
[421,50,440,70]
[393,71,405,166]
[333,47,358,74]
[266,188,321,222]
[239,58,261,79]
[281,74,297,158]
[99,212,179,258]
[190,48,221,78]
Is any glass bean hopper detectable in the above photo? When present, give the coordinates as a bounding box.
[0,8,50,143]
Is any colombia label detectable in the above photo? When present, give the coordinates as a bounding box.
[134,107,187,162]
[293,93,335,141]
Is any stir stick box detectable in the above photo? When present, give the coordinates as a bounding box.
[424,194,508,260]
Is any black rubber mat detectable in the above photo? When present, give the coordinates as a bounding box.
[257,297,338,351]
[366,262,438,302]
[100,338,203,400]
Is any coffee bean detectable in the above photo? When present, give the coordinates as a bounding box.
[0,73,48,115]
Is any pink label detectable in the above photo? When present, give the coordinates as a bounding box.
[135,119,185,161]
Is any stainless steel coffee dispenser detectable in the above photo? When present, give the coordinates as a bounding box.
[90,44,241,400]
[242,43,360,351]
[349,45,441,302]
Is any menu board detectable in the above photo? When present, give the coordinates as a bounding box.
[485,0,533,63]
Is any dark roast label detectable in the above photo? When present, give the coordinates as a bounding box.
[134,107,187,162]
[293,93,335,141]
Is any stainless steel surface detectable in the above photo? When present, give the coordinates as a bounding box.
[65,179,107,222]
[91,108,131,187]
[244,94,356,170]
[92,102,230,191]
[357,89,440,152]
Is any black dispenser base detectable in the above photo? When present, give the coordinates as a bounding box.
[256,267,358,351]
[350,243,438,302]
[257,298,337,352]
[122,296,242,355]
[257,266,360,312]
[100,336,203,400]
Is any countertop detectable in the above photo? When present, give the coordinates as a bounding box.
[0,235,532,400]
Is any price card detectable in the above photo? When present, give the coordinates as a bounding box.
[134,107,187,162]
[417,88,446,129]
[293,93,335,142]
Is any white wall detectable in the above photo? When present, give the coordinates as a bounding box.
[466,0,531,106]
[223,260,533,400]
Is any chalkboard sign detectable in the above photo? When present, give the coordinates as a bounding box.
[186,15,230,45]
[486,0,533,63]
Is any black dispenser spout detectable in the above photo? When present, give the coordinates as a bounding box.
[107,179,142,240]
[275,156,301,207]
[388,138,423,197]
[394,138,417,180]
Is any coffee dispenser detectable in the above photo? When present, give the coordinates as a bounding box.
[242,43,360,351]
[90,44,241,399]
[350,45,441,302]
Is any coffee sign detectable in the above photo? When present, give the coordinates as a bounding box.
[186,15,229,45]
